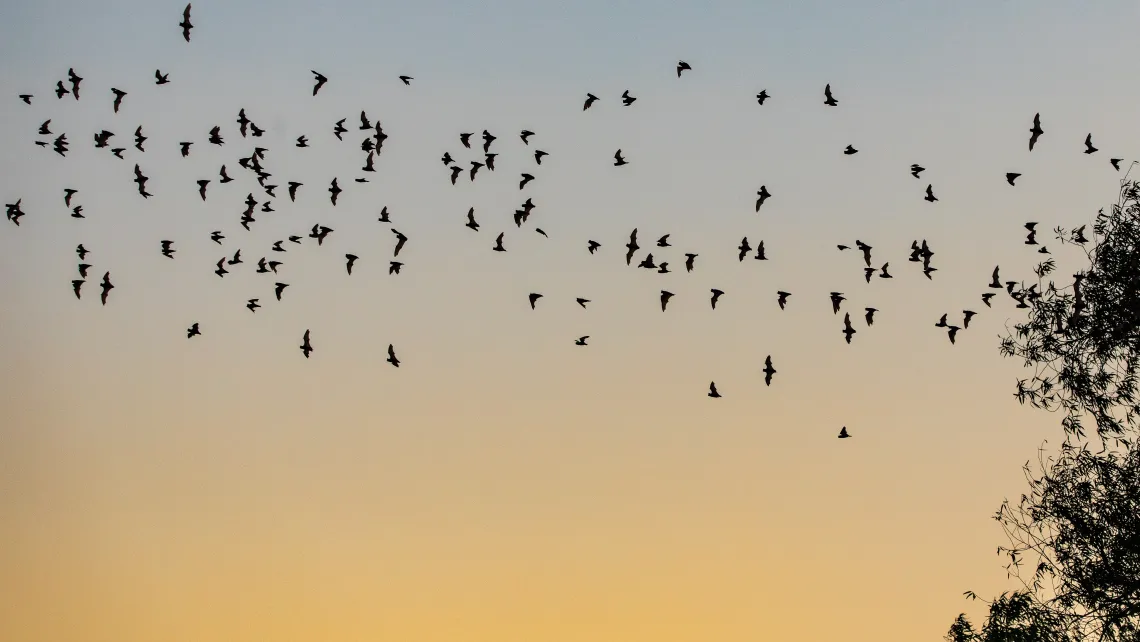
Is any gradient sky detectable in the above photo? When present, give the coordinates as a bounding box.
[2,1,1138,641]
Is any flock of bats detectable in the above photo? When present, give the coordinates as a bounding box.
[5,3,1134,439]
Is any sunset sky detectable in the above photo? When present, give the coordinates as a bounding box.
[2,1,1138,640]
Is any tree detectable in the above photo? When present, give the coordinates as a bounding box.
[947,179,1140,641]
[947,442,1140,641]
[999,179,1140,445]
[946,591,1070,642]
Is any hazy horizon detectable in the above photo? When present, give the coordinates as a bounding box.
[2,1,1138,641]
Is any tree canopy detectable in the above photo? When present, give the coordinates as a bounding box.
[947,442,1140,641]
[947,179,1140,641]
[1001,179,1140,445]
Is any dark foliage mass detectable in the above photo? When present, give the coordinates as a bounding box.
[949,180,1140,642]
[947,591,1069,642]
[1001,180,1140,445]
[948,442,1140,641]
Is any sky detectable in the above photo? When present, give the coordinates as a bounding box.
[1,1,1138,640]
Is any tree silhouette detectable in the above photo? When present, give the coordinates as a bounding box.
[1000,180,1140,445]
[946,591,1069,642]
[947,180,1140,641]
[947,442,1140,641]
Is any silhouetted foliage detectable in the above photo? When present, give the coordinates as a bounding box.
[1000,180,1140,444]
[950,180,1140,641]
[948,441,1140,641]
[946,591,1070,642]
